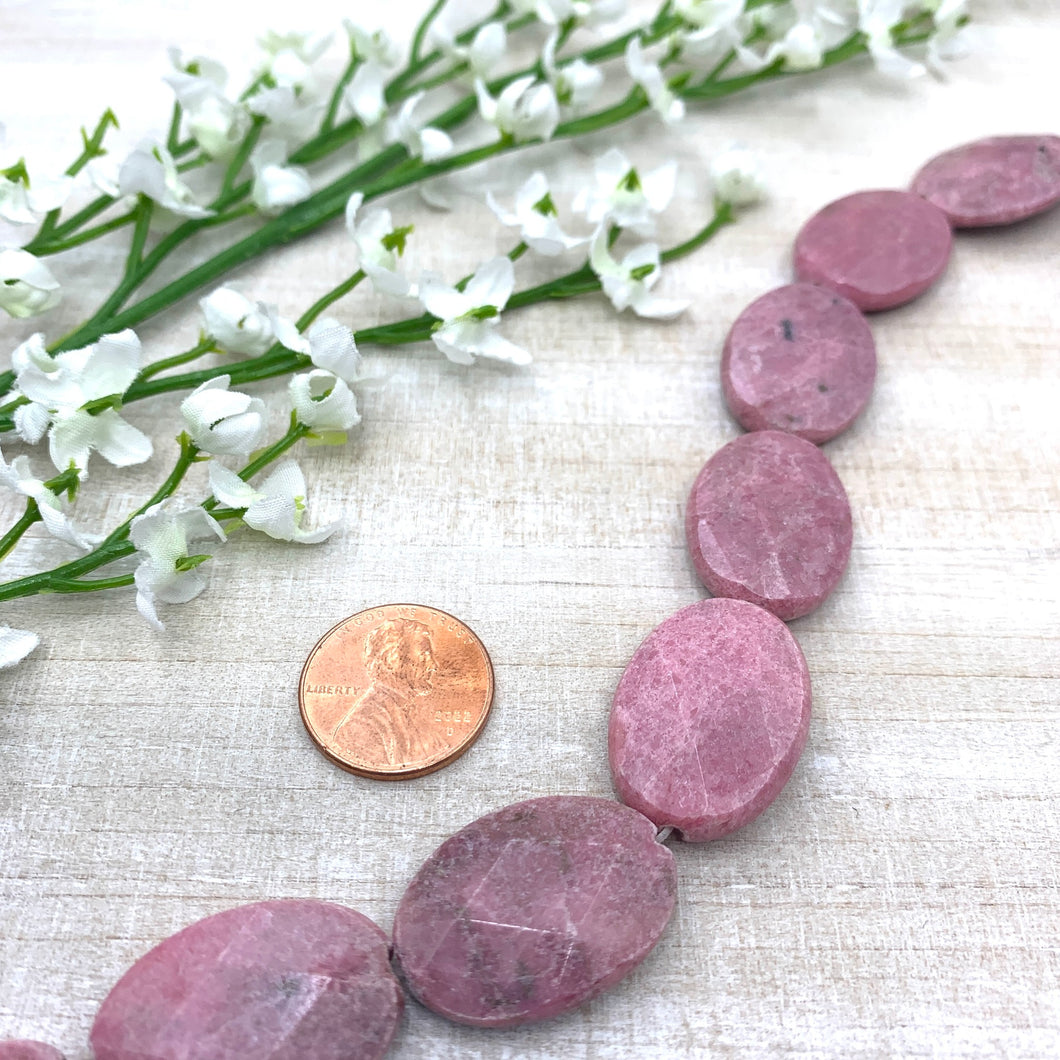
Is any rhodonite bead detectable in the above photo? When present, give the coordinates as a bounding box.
[685,430,852,620]
[0,1043,65,1060]
[912,135,1060,227]
[794,189,952,310]
[721,282,877,443]
[609,598,811,841]
[392,796,676,1028]
[90,899,403,1060]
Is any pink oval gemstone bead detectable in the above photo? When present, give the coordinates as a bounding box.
[721,283,877,443]
[610,599,811,841]
[912,135,1060,227]
[794,189,952,311]
[91,900,403,1060]
[392,796,676,1028]
[0,1043,65,1060]
[685,429,852,620]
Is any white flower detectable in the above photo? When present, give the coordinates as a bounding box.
[250,139,311,213]
[543,32,603,112]
[475,76,560,144]
[858,0,926,78]
[432,21,508,80]
[12,329,152,473]
[247,86,322,146]
[927,0,971,69]
[0,173,73,225]
[345,62,388,126]
[511,0,625,27]
[305,318,362,383]
[573,148,676,236]
[164,59,250,159]
[118,140,214,219]
[344,19,403,68]
[487,172,587,256]
[129,500,226,631]
[589,228,689,319]
[626,38,685,124]
[419,257,530,366]
[87,156,123,199]
[0,626,39,669]
[0,248,61,318]
[675,0,745,29]
[710,145,766,206]
[258,28,332,88]
[0,445,98,550]
[180,376,268,457]
[388,93,453,163]
[200,287,275,356]
[345,193,414,297]
[209,460,340,543]
[289,369,361,431]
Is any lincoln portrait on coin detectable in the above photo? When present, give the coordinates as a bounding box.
[331,618,440,766]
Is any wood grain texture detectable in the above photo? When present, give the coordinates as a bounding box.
[1,2,1058,1057]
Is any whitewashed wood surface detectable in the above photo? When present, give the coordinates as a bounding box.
[1,2,1058,1057]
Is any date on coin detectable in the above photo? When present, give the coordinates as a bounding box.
[299,604,494,780]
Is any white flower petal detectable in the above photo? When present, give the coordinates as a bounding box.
[13,402,51,445]
[463,256,515,310]
[289,370,360,430]
[419,274,470,322]
[0,248,62,319]
[346,62,388,125]
[0,626,39,668]
[208,462,262,509]
[200,287,276,356]
[78,330,142,401]
[181,375,268,456]
[307,318,361,382]
[84,409,155,468]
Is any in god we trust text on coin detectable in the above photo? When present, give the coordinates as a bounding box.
[298,604,494,780]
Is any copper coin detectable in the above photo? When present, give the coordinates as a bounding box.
[299,604,495,780]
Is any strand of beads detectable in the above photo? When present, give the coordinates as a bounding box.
[4,134,1058,1060]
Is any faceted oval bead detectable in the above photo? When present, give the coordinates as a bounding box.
[912,135,1060,227]
[721,282,877,443]
[91,899,403,1060]
[794,189,952,311]
[0,1043,65,1060]
[609,598,812,842]
[685,430,852,620]
[392,796,676,1028]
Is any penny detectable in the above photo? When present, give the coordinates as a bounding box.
[299,604,494,780]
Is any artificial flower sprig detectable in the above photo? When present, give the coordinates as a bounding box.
[0,0,968,666]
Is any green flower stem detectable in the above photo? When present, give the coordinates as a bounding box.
[410,0,449,65]
[34,209,138,255]
[0,504,41,564]
[165,101,184,154]
[138,335,219,381]
[216,116,266,204]
[320,55,363,136]
[296,269,366,331]
[0,435,203,600]
[26,196,119,255]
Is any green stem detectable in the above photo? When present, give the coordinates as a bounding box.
[320,56,362,136]
[31,209,137,256]
[296,269,366,330]
[139,336,218,381]
[411,0,448,64]
[0,505,41,563]
[165,101,184,154]
[215,117,265,204]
